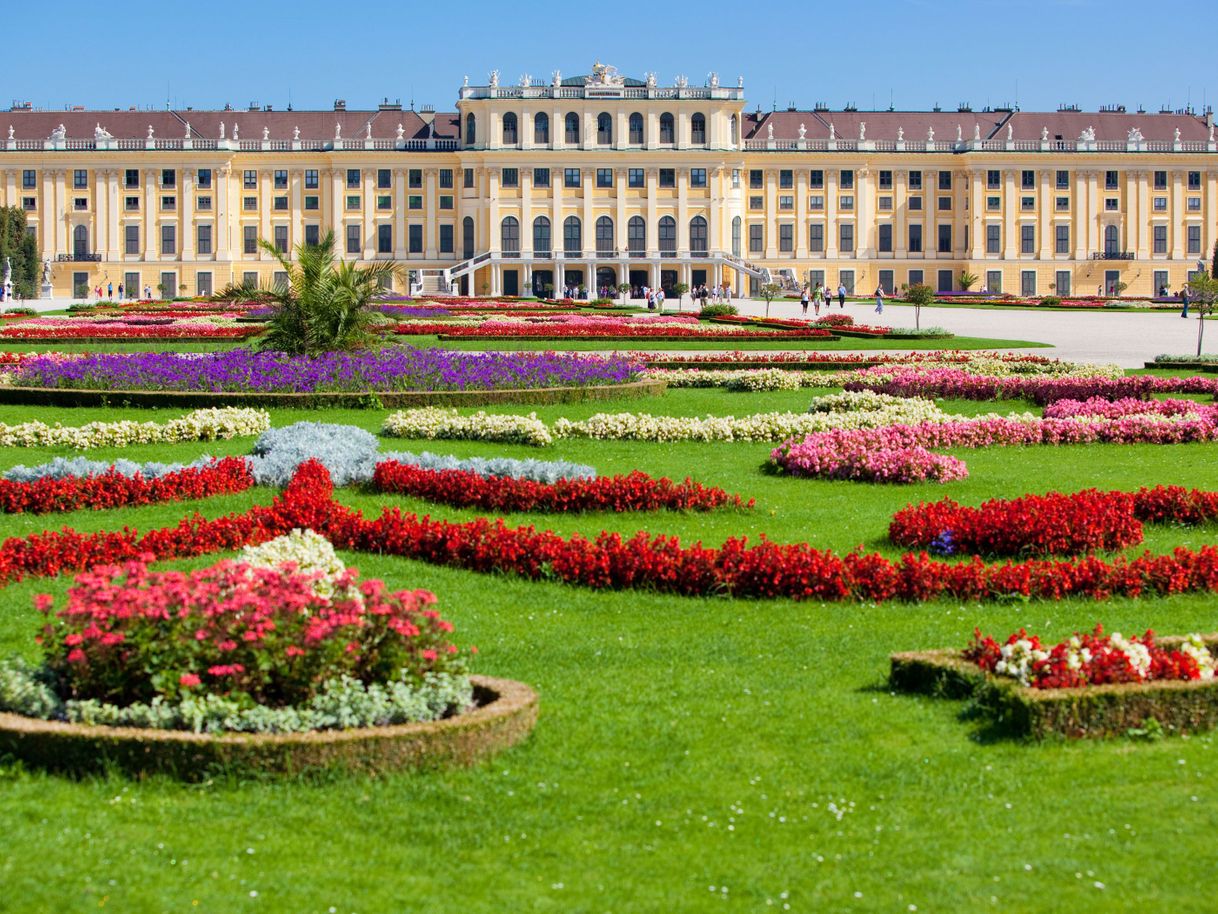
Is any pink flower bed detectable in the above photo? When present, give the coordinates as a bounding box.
[1043,397,1216,420]
[771,429,968,483]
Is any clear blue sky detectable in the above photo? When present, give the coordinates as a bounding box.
[6,0,1211,115]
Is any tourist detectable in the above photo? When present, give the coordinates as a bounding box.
[874,285,885,314]
[1180,287,1190,319]
[800,285,810,317]
[656,288,665,310]
[837,283,847,308]
[106,281,113,300]
[144,284,151,299]
[813,283,824,316]
[118,283,124,299]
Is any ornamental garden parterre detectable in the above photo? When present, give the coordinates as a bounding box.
[3,292,1218,911]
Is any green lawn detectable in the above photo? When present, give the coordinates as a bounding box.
[0,387,1215,913]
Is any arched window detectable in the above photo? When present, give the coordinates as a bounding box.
[596,216,614,255]
[659,216,676,257]
[691,113,707,145]
[464,113,476,146]
[502,112,518,145]
[462,216,475,259]
[690,216,708,256]
[1104,224,1119,254]
[730,114,739,146]
[534,112,549,144]
[659,113,675,144]
[597,113,612,145]
[731,216,742,257]
[628,112,644,144]
[565,112,580,144]
[628,216,646,256]
[533,216,551,256]
[73,224,89,258]
[563,215,582,256]
[500,216,520,255]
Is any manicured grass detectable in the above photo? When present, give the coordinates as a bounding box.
[0,388,1215,912]
[392,333,1051,351]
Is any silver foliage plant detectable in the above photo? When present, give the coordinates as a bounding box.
[3,455,220,484]
[380,450,595,484]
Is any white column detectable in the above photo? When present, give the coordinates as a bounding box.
[1170,170,1184,258]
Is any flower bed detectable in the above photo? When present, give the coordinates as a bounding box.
[372,463,752,513]
[1042,397,1214,420]
[0,316,261,341]
[0,456,253,514]
[768,429,968,483]
[0,407,270,449]
[889,486,1218,556]
[890,633,1218,739]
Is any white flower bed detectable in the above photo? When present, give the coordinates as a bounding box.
[382,408,554,447]
[0,407,270,450]
[240,529,351,601]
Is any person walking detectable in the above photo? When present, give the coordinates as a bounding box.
[800,285,810,317]
[1180,287,1190,319]
[813,283,824,316]
[837,283,847,309]
[118,282,124,300]
[106,281,113,300]
[874,285,885,314]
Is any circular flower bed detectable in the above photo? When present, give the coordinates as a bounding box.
[0,530,536,776]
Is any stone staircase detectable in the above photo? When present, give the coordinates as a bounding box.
[417,270,452,297]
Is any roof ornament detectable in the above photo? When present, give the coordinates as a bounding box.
[489,69,499,88]
[1210,123,1215,142]
[1041,126,1048,141]
[232,123,239,140]
[335,123,342,140]
[828,123,836,141]
[1078,125,1095,142]
[7,126,13,141]
[956,124,962,142]
[897,125,904,142]
[798,122,806,140]
[737,75,744,89]
[520,73,532,87]
[645,72,656,88]
[462,75,469,88]
[974,123,981,141]
[396,123,405,140]
[366,122,372,140]
[95,123,113,141]
[1007,123,1013,141]
[50,123,66,142]
[293,125,300,141]
[1127,126,1143,142]
[587,61,625,88]
[183,121,191,139]
[262,126,270,141]
[219,121,225,139]
[1175,127,1182,142]
[708,72,719,89]
[675,74,688,89]
[146,124,154,140]
[766,121,774,140]
[858,121,866,141]
[552,70,562,87]
[927,125,935,142]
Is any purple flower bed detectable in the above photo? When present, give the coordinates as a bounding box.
[374,304,454,319]
[11,347,644,393]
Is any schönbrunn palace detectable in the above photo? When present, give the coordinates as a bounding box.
[4,62,1216,300]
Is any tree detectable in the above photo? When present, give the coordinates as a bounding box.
[1115,280,1129,298]
[673,281,690,311]
[217,231,401,355]
[958,270,978,291]
[905,283,935,330]
[759,282,782,318]
[0,206,41,299]
[616,282,631,305]
[1186,273,1218,358]
[1211,240,1218,280]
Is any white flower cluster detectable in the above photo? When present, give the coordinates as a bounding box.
[240,528,350,601]
[1180,635,1217,681]
[994,639,1050,686]
[382,408,554,447]
[648,368,814,391]
[0,407,270,450]
[1108,632,1152,679]
[806,390,933,414]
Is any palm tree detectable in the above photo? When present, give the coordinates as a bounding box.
[218,232,401,355]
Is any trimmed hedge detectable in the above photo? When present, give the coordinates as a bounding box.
[890,636,1218,739]
[0,675,538,779]
[1144,361,1218,374]
[0,379,667,409]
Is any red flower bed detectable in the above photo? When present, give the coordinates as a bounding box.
[890,486,1218,557]
[964,625,1212,689]
[0,325,260,340]
[372,462,753,513]
[0,457,254,515]
[420,325,833,341]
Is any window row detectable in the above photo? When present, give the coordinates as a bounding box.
[467,111,712,146]
[497,215,709,257]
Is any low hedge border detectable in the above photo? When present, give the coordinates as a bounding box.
[833,329,954,340]
[1144,361,1218,373]
[0,378,667,409]
[0,674,538,779]
[890,635,1218,740]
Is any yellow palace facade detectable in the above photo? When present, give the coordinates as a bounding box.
[3,62,1216,300]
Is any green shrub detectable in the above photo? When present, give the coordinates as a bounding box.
[1040,296,1062,307]
[698,303,738,318]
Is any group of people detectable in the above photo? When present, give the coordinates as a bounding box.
[798,283,851,317]
[641,285,666,310]
[93,282,120,301]
[691,283,732,307]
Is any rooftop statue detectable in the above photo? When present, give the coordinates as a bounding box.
[489,69,499,88]
[94,123,113,141]
[50,123,66,142]
[587,61,625,88]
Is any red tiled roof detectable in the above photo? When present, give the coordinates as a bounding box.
[743,110,1011,142]
[1004,110,1209,143]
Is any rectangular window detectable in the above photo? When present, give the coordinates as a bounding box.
[438,196,453,210]
[346,195,360,210]
[273,196,288,211]
[502,167,519,188]
[659,168,675,188]
[748,224,763,253]
[377,195,391,210]
[533,167,550,187]
[690,168,707,188]
[564,168,581,188]
[1021,270,1037,297]
[1188,171,1201,191]
[125,196,139,211]
[274,225,289,253]
[749,196,764,210]
[439,224,454,254]
[779,223,794,253]
[196,271,212,297]
[160,224,176,255]
[1104,170,1118,190]
[1187,225,1202,254]
[73,197,88,211]
[987,170,1001,189]
[243,170,257,189]
[750,169,763,189]
[305,225,320,246]
[464,168,474,189]
[1153,196,1168,211]
[408,195,422,209]
[986,270,1002,293]
[779,169,793,189]
[879,170,892,189]
[346,224,361,254]
[1021,196,1035,211]
[73,169,88,189]
[628,168,644,188]
[1021,169,1035,190]
[839,195,854,211]
[22,169,36,189]
[809,169,824,189]
[346,169,361,188]
[937,269,955,293]
[1055,224,1070,254]
[305,169,319,189]
[242,272,259,289]
[124,224,139,254]
[908,170,922,190]
[409,169,423,188]
[839,169,854,190]
[908,269,924,287]
[161,169,175,188]
[908,224,923,253]
[243,196,257,211]
[808,194,823,210]
[408,224,423,253]
[1020,224,1035,254]
[161,195,176,211]
[878,196,892,211]
[1153,170,1168,190]
[878,223,893,253]
[1055,170,1069,190]
[1056,196,1069,211]
[1055,270,1072,296]
[778,195,793,210]
[1153,226,1168,254]
[596,168,613,188]
[937,195,951,211]
[937,224,952,253]
[304,195,319,211]
[839,223,854,252]
[376,169,391,189]
[1105,198,1119,211]
[274,170,288,189]
[938,171,952,190]
[197,224,212,254]
[986,224,1000,254]
[1153,270,1169,295]
[439,169,453,188]
[986,196,1001,211]
[808,223,825,253]
[124,169,139,189]
[908,196,922,211]
[243,226,257,254]
[377,223,392,254]
[273,271,289,292]
[197,195,211,211]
